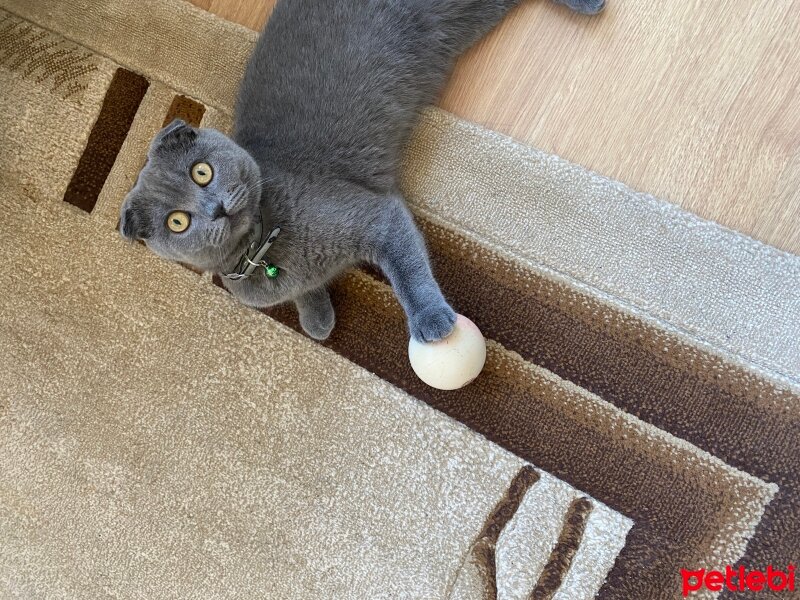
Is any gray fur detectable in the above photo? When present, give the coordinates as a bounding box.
[120,0,604,341]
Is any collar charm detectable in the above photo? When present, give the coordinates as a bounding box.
[222,205,281,281]
[263,263,280,279]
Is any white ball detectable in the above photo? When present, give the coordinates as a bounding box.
[408,314,486,390]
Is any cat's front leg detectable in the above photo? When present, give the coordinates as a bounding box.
[552,0,606,15]
[295,286,335,341]
[371,199,456,343]
[223,271,296,310]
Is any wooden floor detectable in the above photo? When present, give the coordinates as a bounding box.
[190,0,800,254]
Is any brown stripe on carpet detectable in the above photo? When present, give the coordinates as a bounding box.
[162,94,205,127]
[0,13,98,101]
[414,217,799,596]
[529,497,593,600]
[449,537,498,600]
[451,466,540,599]
[479,465,540,544]
[213,270,769,599]
[472,539,498,600]
[62,67,148,212]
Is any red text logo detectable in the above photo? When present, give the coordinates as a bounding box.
[681,565,795,596]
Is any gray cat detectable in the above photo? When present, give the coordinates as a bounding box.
[120,0,605,341]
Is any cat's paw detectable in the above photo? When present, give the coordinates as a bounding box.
[409,303,457,343]
[556,0,606,15]
[299,301,336,341]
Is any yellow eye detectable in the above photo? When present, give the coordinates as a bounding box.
[166,211,191,233]
[191,162,213,186]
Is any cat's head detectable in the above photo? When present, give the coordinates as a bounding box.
[119,119,262,271]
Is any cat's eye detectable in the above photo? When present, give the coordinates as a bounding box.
[191,162,213,186]
[166,211,191,233]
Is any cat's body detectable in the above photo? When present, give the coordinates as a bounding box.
[120,0,604,341]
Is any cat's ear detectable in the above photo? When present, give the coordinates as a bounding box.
[149,119,196,156]
[161,118,187,137]
[119,204,153,241]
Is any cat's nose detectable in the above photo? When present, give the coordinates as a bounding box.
[211,204,228,220]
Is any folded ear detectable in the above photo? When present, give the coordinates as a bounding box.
[119,203,153,241]
[149,118,196,156]
[158,118,187,139]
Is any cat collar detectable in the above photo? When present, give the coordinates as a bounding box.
[222,206,281,281]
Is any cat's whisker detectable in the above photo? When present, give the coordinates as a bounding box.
[240,176,274,195]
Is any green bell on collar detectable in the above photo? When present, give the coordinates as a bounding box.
[264,263,280,279]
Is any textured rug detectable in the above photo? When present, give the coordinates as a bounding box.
[0,1,797,599]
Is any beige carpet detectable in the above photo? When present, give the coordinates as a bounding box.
[1,1,798,599]
[0,183,631,599]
